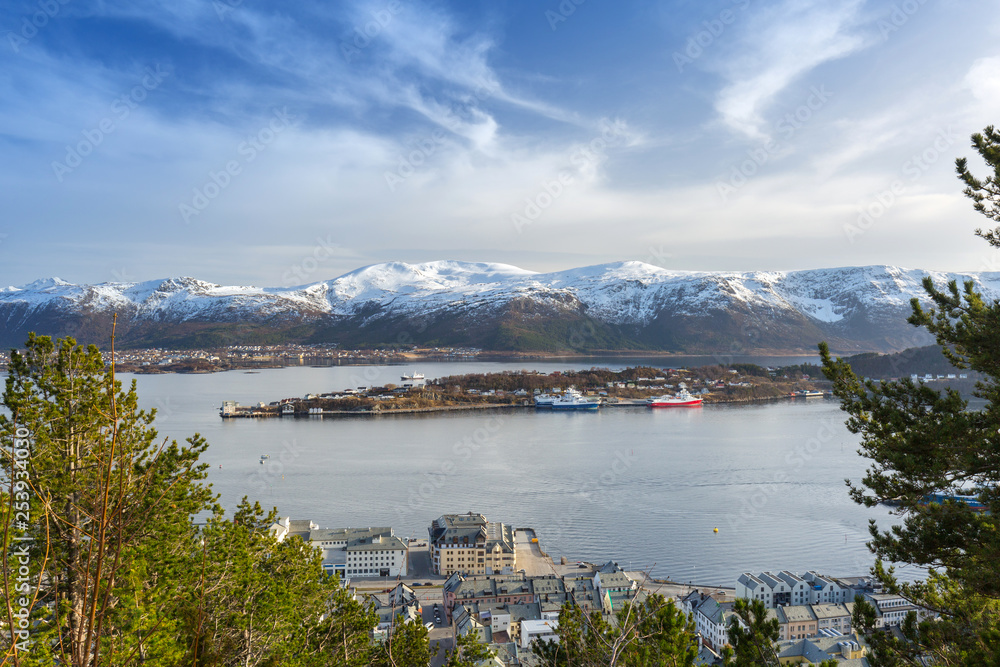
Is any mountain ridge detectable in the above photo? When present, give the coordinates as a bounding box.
[2,261,997,353]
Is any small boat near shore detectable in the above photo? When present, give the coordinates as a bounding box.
[646,389,703,408]
[791,389,825,398]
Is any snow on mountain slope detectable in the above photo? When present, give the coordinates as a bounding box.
[2,261,998,331]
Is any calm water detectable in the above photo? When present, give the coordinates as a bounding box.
[118,359,915,587]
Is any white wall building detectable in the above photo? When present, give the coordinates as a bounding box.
[520,619,558,649]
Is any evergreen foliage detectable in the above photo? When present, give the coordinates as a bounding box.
[820,125,1000,665]
[0,333,496,666]
[533,593,698,667]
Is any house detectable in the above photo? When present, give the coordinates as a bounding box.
[688,594,738,652]
[443,573,534,616]
[369,588,422,641]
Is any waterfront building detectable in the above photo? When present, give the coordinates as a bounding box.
[429,512,516,576]
[737,570,852,608]
[269,518,408,577]
[803,571,849,604]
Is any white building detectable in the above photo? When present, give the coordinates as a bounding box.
[683,593,739,652]
[346,534,409,577]
[738,571,850,608]
[270,519,408,577]
[520,619,558,649]
[864,592,926,628]
[803,571,849,604]
[400,373,426,388]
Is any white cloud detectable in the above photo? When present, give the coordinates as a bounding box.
[713,0,870,139]
[965,56,1000,105]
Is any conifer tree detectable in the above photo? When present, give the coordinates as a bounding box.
[820,125,1000,665]
[0,333,215,666]
[534,593,698,666]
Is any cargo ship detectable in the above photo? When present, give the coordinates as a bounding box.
[646,389,703,408]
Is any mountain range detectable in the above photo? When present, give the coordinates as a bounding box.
[1,261,997,353]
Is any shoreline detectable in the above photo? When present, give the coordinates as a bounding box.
[220,393,819,419]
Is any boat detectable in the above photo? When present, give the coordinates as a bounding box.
[791,389,825,398]
[920,492,987,512]
[646,389,703,408]
[550,389,600,411]
[260,454,270,464]
[533,394,559,409]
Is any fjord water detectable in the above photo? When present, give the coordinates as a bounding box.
[125,359,912,586]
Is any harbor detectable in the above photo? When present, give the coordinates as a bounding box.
[219,364,832,418]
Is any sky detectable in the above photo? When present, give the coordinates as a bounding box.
[1,0,999,287]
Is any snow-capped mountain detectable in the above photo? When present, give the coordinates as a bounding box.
[1,261,997,353]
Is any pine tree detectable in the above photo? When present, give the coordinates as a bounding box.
[534,593,698,666]
[186,499,378,667]
[820,125,1000,665]
[0,333,215,666]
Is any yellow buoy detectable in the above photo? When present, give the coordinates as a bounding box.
[713,527,719,533]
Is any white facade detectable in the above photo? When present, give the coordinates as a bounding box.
[520,619,558,649]
[346,536,408,577]
[803,571,848,604]
[738,570,849,609]
[865,593,924,628]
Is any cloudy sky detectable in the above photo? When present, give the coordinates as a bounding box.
[2,0,999,287]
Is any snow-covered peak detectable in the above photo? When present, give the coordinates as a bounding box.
[1,261,997,338]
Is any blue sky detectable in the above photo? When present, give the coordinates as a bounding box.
[1,0,998,286]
